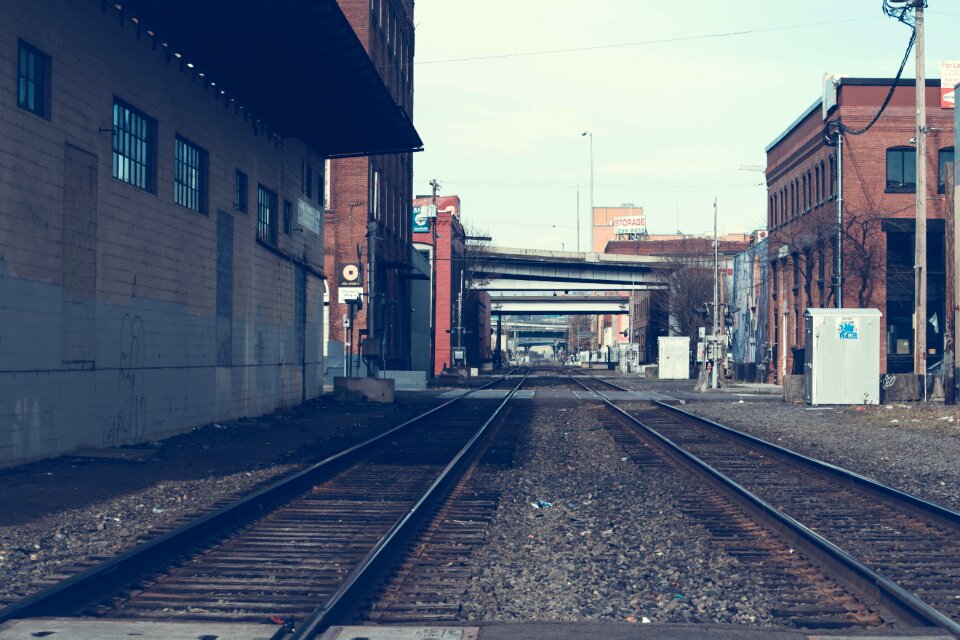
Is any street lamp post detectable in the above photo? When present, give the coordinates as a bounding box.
[582,131,594,249]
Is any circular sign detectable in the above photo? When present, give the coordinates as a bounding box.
[341,264,360,283]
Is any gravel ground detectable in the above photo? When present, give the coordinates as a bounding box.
[677,400,960,511]
[0,393,439,606]
[0,465,295,605]
[461,403,778,625]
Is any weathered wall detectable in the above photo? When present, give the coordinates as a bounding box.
[0,0,326,464]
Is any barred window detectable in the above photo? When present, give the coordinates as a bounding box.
[174,136,206,213]
[283,199,293,236]
[938,147,954,194]
[258,185,277,243]
[235,170,248,213]
[17,40,49,118]
[112,99,155,192]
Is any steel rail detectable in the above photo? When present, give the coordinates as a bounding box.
[290,369,531,639]
[653,399,960,530]
[569,373,960,637]
[0,370,524,625]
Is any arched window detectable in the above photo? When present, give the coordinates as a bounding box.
[815,165,821,205]
[790,182,795,218]
[807,171,813,209]
[886,146,916,193]
[938,146,955,194]
[802,174,807,211]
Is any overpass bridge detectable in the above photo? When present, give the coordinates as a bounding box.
[477,247,667,290]
[477,246,664,316]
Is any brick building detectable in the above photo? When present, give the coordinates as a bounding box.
[605,235,750,362]
[411,195,491,375]
[0,0,419,464]
[765,78,953,381]
[324,0,418,373]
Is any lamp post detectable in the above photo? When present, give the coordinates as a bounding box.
[582,131,594,249]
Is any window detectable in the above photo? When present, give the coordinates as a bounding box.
[306,163,313,199]
[112,99,155,192]
[235,170,248,213]
[323,158,331,209]
[372,168,381,220]
[820,160,826,200]
[938,147,954,194]
[17,40,49,118]
[258,185,277,243]
[829,156,836,197]
[802,175,807,211]
[174,136,207,213]
[283,199,292,235]
[815,166,821,204]
[886,147,916,192]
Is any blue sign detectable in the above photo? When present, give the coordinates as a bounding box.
[412,206,431,233]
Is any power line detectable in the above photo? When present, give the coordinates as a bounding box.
[416,16,881,66]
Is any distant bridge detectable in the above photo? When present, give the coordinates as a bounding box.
[491,295,628,315]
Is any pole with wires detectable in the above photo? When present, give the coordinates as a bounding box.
[913,0,927,386]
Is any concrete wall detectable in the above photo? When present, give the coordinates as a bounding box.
[0,0,326,464]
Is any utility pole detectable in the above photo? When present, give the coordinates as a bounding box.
[576,184,581,253]
[914,1,927,384]
[945,163,956,404]
[429,179,441,377]
[712,197,720,390]
[835,132,844,308]
[582,131,594,245]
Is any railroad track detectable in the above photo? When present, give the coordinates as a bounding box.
[0,370,529,639]
[572,371,960,636]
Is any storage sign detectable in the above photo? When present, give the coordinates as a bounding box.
[941,61,960,109]
[837,317,859,340]
[613,215,645,235]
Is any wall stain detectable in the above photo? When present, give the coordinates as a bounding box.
[106,314,146,446]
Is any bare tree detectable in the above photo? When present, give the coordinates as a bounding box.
[461,222,492,291]
[649,240,716,345]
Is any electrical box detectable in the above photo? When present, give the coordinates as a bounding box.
[804,308,882,405]
[658,336,690,380]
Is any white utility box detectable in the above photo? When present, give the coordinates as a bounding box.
[657,336,690,380]
[804,308,881,405]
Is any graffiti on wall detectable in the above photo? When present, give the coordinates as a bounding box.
[105,313,146,446]
[731,240,769,366]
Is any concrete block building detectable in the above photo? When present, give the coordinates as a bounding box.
[765,78,953,381]
[0,0,420,464]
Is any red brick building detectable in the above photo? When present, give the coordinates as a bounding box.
[765,78,954,380]
[324,0,418,372]
[411,195,491,375]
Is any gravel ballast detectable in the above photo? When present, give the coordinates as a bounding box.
[461,403,778,625]
[678,400,960,512]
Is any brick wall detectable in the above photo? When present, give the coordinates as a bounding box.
[765,81,954,379]
[0,0,327,464]
[325,0,415,370]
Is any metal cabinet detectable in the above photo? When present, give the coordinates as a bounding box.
[804,308,881,405]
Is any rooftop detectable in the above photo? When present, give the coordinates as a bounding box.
[113,0,422,158]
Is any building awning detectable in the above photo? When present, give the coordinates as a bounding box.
[111,0,422,158]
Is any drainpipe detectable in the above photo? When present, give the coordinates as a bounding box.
[835,133,844,309]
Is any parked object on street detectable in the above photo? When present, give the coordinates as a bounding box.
[804,308,882,405]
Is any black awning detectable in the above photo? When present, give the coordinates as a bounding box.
[112,0,422,157]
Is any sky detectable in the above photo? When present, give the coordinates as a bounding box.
[409,1,960,251]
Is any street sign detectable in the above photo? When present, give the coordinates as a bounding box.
[338,286,363,304]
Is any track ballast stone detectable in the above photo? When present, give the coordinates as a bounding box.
[461,403,777,624]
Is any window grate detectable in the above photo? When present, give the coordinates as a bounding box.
[113,99,154,191]
[174,136,206,213]
[258,185,277,243]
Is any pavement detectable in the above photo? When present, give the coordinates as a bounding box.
[1,620,951,640]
